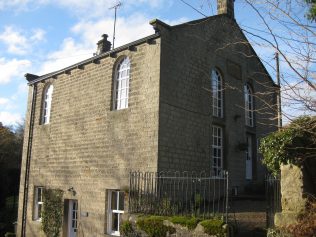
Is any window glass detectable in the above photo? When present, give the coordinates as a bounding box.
[111,191,117,210]
[119,192,124,211]
[42,84,53,124]
[112,213,119,231]
[108,190,125,236]
[212,69,223,118]
[114,57,130,110]
[244,84,254,127]
[212,126,223,177]
[34,187,44,220]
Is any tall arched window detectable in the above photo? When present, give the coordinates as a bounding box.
[42,84,53,124]
[211,69,223,117]
[244,84,254,127]
[114,57,130,110]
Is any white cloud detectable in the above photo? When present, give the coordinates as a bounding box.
[0,26,28,55]
[30,28,45,42]
[72,14,154,48]
[163,17,190,26]
[0,0,29,11]
[39,14,155,74]
[37,13,192,75]
[0,57,32,84]
[0,0,49,12]
[10,83,29,101]
[0,111,23,126]
[38,37,93,74]
[0,26,45,55]
[0,0,170,18]
[0,97,9,105]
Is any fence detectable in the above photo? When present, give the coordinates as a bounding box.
[265,173,282,228]
[129,171,229,221]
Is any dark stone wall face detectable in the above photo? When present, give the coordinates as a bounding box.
[158,16,278,189]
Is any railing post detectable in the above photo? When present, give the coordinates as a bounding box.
[225,171,229,223]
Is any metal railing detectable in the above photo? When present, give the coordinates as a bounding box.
[266,173,282,228]
[129,171,229,221]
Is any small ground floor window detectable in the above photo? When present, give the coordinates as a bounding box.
[33,186,43,221]
[107,190,125,236]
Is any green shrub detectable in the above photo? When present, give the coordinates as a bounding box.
[120,220,134,237]
[41,189,64,237]
[137,216,175,237]
[169,216,201,230]
[200,218,226,237]
[260,116,316,175]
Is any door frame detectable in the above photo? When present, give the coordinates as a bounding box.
[67,199,78,237]
[246,134,253,180]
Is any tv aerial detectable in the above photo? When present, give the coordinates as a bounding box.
[109,1,122,50]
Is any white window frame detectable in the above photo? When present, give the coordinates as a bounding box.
[246,134,253,180]
[244,84,254,127]
[113,57,130,110]
[42,84,53,124]
[107,190,125,236]
[211,69,223,118]
[34,187,43,221]
[212,126,223,177]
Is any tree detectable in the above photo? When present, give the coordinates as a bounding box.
[305,0,316,21]
[259,116,316,174]
[0,123,17,208]
[243,0,315,119]
[202,0,316,124]
[0,122,24,234]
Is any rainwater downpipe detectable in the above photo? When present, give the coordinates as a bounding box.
[21,82,37,237]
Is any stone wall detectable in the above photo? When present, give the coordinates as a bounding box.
[275,163,315,227]
[158,15,277,189]
[17,40,161,237]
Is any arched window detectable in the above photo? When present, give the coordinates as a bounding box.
[244,84,254,127]
[211,69,223,117]
[42,84,53,124]
[114,57,130,110]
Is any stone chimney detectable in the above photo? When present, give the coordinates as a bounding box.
[96,34,112,55]
[25,73,39,82]
[217,0,234,18]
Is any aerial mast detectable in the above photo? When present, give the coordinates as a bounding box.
[109,1,122,50]
[275,52,282,129]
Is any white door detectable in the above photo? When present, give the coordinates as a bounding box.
[68,200,78,237]
[246,135,253,180]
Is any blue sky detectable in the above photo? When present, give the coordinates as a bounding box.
[0,0,314,126]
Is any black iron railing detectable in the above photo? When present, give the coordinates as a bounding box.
[266,173,282,228]
[129,171,229,221]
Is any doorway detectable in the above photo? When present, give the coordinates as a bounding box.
[67,200,78,237]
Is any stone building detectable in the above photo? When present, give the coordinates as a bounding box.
[17,0,279,236]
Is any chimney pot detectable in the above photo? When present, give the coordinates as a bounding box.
[25,73,39,82]
[96,34,112,55]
